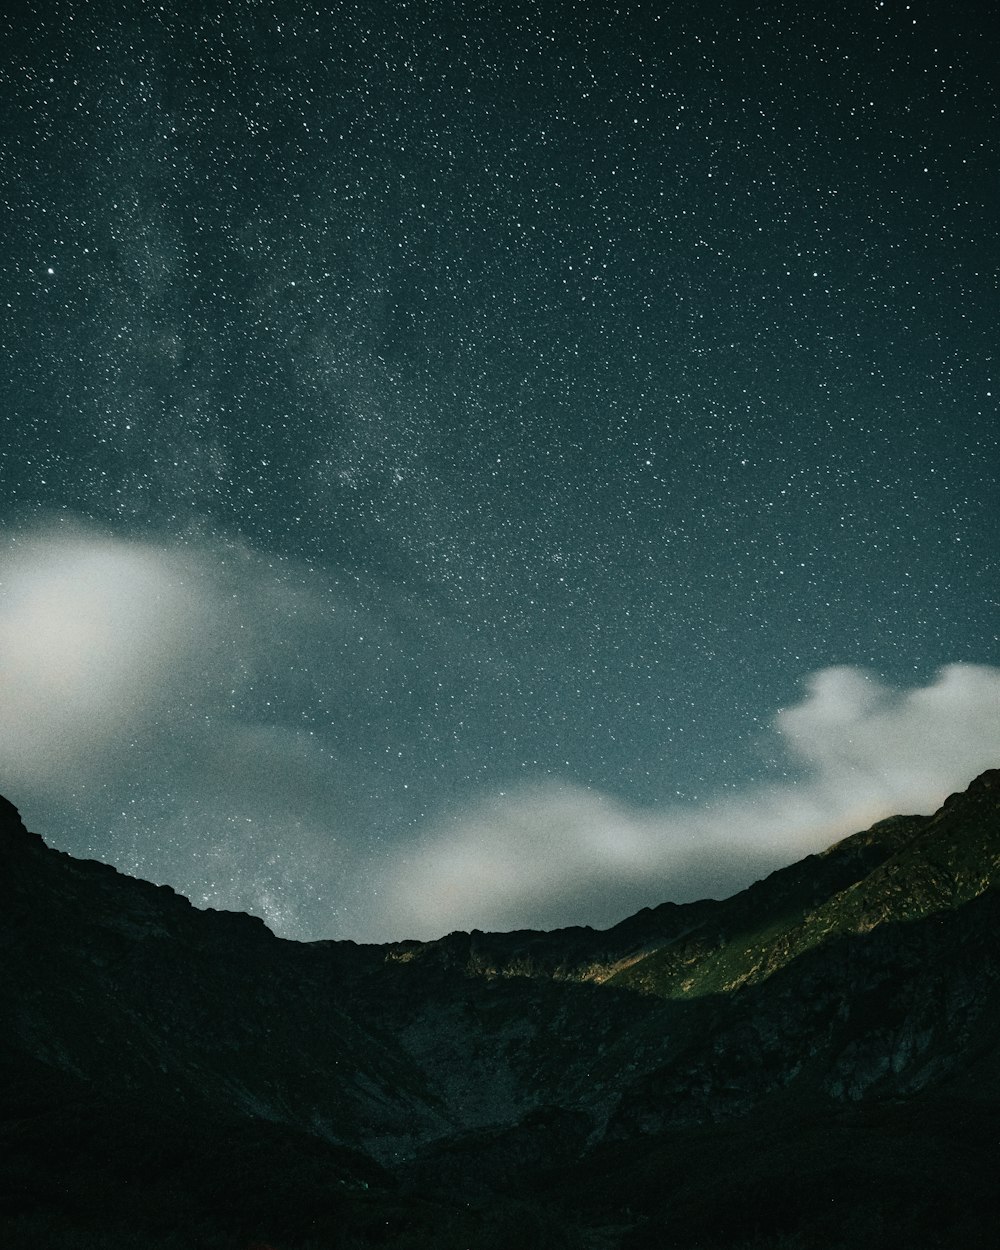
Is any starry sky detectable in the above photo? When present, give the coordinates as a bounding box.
[2,0,998,942]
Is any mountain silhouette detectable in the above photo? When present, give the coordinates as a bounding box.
[2,772,999,1248]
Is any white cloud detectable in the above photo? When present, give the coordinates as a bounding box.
[0,527,209,787]
[777,663,1000,810]
[377,664,1000,940]
[0,525,354,934]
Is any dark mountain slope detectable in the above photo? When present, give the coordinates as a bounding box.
[1,794,451,1153]
[1,773,999,1249]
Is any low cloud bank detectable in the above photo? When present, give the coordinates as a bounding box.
[378,664,1000,937]
[2,524,998,942]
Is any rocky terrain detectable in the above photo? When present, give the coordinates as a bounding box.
[2,772,999,1248]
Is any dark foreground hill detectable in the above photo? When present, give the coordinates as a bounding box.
[2,772,999,1249]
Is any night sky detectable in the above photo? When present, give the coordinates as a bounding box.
[2,1,998,942]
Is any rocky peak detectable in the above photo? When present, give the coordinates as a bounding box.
[0,792,25,834]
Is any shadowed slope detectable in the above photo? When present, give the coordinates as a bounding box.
[2,773,999,1248]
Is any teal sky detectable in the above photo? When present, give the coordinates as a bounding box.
[2,1,997,939]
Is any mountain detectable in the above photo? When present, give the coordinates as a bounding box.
[2,772,999,1249]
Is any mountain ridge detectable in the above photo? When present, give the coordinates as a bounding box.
[2,772,999,1248]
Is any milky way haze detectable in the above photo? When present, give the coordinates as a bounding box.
[1,2,997,941]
